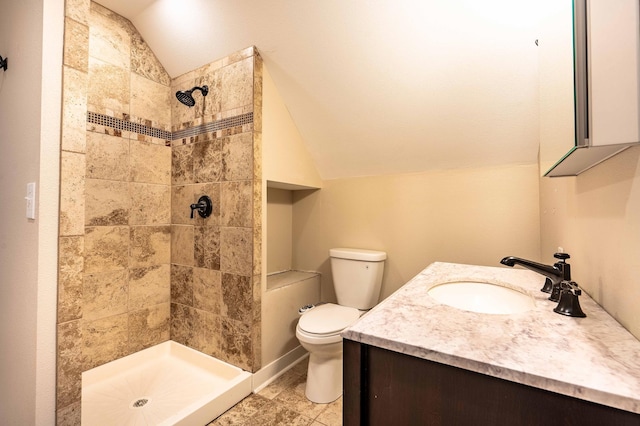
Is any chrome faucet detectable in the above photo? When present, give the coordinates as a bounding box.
[500,253,571,297]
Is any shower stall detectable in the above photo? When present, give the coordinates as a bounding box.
[56,2,263,423]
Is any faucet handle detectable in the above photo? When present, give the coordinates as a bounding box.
[553,281,586,318]
[553,252,572,281]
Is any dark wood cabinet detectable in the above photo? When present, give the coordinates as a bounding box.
[344,339,640,426]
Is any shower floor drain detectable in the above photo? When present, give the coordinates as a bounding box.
[130,397,151,409]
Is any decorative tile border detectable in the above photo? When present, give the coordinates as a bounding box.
[87,112,171,140]
[87,111,253,141]
[172,113,254,140]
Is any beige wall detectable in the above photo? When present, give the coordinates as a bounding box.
[262,66,322,189]
[0,0,63,424]
[540,145,640,339]
[267,188,294,273]
[292,164,541,302]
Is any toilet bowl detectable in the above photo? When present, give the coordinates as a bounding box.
[295,303,361,403]
[295,247,386,403]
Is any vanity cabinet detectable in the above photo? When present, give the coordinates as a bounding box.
[343,339,640,426]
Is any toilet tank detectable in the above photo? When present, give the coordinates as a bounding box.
[329,248,387,310]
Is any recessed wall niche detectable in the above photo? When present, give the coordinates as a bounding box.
[263,186,320,366]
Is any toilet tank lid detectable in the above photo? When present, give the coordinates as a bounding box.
[330,248,387,261]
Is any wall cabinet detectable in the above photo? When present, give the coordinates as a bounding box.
[541,0,640,177]
[343,339,640,426]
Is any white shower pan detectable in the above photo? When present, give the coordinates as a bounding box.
[82,341,252,425]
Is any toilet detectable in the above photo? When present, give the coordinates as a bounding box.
[296,247,386,403]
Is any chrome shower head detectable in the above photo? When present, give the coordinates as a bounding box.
[175,85,208,107]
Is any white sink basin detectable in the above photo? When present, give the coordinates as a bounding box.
[427,281,535,315]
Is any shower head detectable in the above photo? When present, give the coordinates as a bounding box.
[175,85,209,107]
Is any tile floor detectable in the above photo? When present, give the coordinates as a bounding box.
[207,358,342,426]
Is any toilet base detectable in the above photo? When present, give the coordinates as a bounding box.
[305,350,342,404]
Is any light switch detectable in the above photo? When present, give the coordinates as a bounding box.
[26,182,36,219]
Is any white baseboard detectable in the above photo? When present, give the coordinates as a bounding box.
[252,346,308,393]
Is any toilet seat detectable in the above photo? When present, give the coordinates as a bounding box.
[298,303,360,336]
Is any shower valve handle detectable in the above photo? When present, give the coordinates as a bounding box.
[190,195,213,219]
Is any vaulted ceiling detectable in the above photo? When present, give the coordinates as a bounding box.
[97,0,541,179]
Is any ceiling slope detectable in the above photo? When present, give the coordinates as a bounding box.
[97,0,541,179]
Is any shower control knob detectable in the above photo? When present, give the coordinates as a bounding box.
[190,195,213,219]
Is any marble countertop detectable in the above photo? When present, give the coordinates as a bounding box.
[342,262,640,414]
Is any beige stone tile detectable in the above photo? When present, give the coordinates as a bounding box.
[220,317,253,371]
[172,144,194,185]
[57,320,83,410]
[83,313,129,370]
[56,400,81,426]
[61,66,88,153]
[89,4,131,69]
[194,225,220,270]
[87,57,130,116]
[193,139,222,183]
[128,303,170,352]
[172,69,198,87]
[130,225,171,267]
[315,397,342,426]
[171,225,194,266]
[244,401,314,426]
[258,367,304,400]
[222,132,253,181]
[85,179,130,226]
[83,269,128,321]
[64,17,89,71]
[221,273,252,323]
[65,0,89,24]
[58,236,84,323]
[273,375,329,420]
[131,140,171,184]
[252,165,262,279]
[219,57,253,112]
[209,393,271,425]
[84,226,129,273]
[131,31,170,86]
[220,227,253,276]
[221,180,253,227]
[129,183,171,225]
[170,302,195,347]
[171,184,195,225]
[131,73,171,128]
[199,72,222,117]
[221,46,256,69]
[171,264,193,306]
[253,55,263,133]
[193,267,222,313]
[86,132,129,180]
[129,264,170,310]
[291,357,309,376]
[60,152,85,236]
[192,73,218,119]
[191,309,221,357]
[251,318,262,372]
[252,273,262,324]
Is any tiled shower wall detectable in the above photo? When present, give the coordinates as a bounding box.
[56,1,262,424]
[169,49,262,371]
